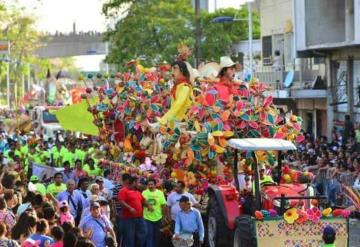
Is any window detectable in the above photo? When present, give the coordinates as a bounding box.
[262,36,272,65]
[42,111,59,124]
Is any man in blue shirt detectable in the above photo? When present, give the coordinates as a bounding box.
[174,196,204,247]
[79,201,116,247]
[56,179,84,225]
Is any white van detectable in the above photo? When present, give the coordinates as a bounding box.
[30,106,63,141]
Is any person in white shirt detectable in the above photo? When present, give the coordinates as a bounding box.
[353,173,360,191]
[166,181,200,222]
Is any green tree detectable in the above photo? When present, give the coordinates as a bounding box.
[0,1,41,104]
[201,7,260,62]
[103,0,260,67]
[103,0,195,67]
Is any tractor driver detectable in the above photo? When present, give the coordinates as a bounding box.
[252,165,275,192]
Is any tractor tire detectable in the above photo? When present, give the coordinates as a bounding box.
[233,215,257,247]
[206,194,232,247]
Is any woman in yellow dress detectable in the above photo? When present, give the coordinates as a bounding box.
[159,60,193,126]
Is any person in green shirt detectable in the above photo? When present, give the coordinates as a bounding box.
[142,178,166,247]
[62,145,76,168]
[50,141,63,166]
[322,225,336,246]
[75,148,86,164]
[47,172,67,197]
[30,175,47,196]
[83,158,101,178]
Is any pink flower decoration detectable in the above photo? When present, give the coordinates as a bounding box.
[307,207,322,223]
[342,210,351,218]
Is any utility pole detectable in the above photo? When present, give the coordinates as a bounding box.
[248,1,253,77]
[195,0,201,68]
[6,42,10,109]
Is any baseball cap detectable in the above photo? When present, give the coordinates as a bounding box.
[30,175,39,182]
[179,195,190,203]
[323,225,336,236]
[90,201,100,209]
[95,176,104,183]
[58,200,69,208]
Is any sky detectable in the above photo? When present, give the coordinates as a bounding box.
[11,0,244,71]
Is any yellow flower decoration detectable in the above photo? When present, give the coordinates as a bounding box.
[322,208,332,217]
[284,208,299,224]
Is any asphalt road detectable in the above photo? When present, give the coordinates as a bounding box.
[349,219,360,247]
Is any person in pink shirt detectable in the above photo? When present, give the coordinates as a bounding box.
[51,226,63,247]
[73,159,88,183]
[58,201,74,226]
[205,56,240,106]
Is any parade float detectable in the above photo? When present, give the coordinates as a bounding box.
[54,45,349,247]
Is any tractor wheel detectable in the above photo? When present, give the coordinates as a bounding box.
[233,215,257,247]
[206,194,231,247]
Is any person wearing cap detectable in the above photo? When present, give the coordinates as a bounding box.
[56,179,85,225]
[322,225,336,246]
[167,181,200,222]
[252,164,275,192]
[158,60,193,126]
[58,200,74,226]
[173,195,204,247]
[30,175,46,196]
[79,201,116,247]
[96,176,112,201]
[46,172,66,197]
[205,56,240,106]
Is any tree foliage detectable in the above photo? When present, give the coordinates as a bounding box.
[0,1,41,102]
[103,0,260,67]
[104,0,195,67]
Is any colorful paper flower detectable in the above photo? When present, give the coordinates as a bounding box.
[255,210,264,220]
[322,208,332,217]
[261,210,270,218]
[296,209,308,223]
[269,209,278,217]
[307,207,322,223]
[332,209,343,217]
[341,210,351,218]
[284,208,299,224]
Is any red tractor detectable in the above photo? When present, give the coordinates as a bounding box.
[206,138,330,247]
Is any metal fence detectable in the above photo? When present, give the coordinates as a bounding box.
[253,65,321,89]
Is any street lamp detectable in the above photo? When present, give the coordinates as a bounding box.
[212,0,255,78]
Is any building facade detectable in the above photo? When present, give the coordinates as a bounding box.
[258,0,327,138]
[295,0,360,137]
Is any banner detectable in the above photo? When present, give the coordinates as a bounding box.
[32,163,64,181]
[54,99,99,136]
[256,218,348,247]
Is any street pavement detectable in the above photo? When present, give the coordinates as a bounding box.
[349,219,360,247]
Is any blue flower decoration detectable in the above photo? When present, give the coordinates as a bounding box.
[261,210,270,218]
[96,103,109,112]
[105,88,114,96]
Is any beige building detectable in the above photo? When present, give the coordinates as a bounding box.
[257,0,328,138]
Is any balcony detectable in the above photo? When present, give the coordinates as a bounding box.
[253,64,327,99]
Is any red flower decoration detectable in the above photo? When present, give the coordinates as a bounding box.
[296,209,308,223]
[255,211,264,220]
